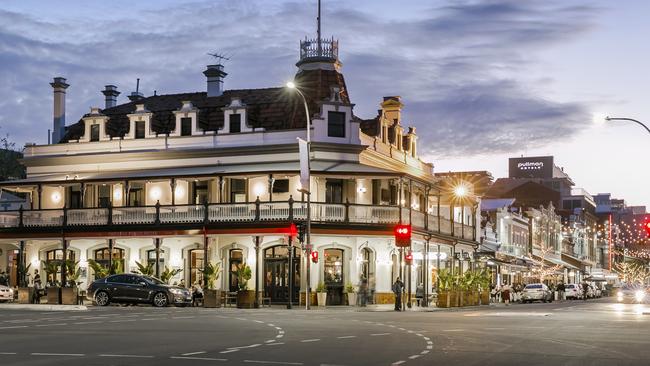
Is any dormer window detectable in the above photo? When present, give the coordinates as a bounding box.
[230,113,241,133]
[327,111,345,138]
[135,121,146,139]
[90,124,100,142]
[180,117,192,136]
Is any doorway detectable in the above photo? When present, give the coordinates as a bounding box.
[324,248,344,305]
[263,245,300,304]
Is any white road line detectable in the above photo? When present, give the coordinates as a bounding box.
[408,355,420,360]
[254,320,264,323]
[337,335,356,339]
[265,340,276,343]
[484,327,505,330]
[230,344,262,350]
[391,361,405,365]
[36,323,67,327]
[420,350,430,355]
[427,345,433,349]
[423,337,430,341]
[109,319,136,323]
[300,339,320,342]
[266,342,285,346]
[443,329,464,332]
[370,333,391,336]
[0,352,17,355]
[181,351,207,356]
[172,316,195,319]
[220,349,240,354]
[244,360,303,365]
[73,321,102,325]
[0,326,28,330]
[278,330,285,334]
[170,356,227,361]
[31,353,84,357]
[99,354,154,358]
[276,334,284,338]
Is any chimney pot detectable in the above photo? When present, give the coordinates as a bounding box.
[101,85,120,109]
[50,77,69,144]
[203,64,227,97]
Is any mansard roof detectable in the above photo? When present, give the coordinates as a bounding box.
[61,68,351,143]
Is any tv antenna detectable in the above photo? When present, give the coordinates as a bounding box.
[207,52,231,64]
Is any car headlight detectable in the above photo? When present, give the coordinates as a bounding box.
[635,290,645,302]
[169,288,183,295]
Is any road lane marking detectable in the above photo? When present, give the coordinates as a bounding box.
[337,336,356,339]
[244,360,303,365]
[300,339,320,342]
[109,319,136,323]
[0,326,27,330]
[265,340,276,343]
[420,350,430,355]
[99,354,154,358]
[73,321,102,325]
[370,333,391,336]
[170,356,227,361]
[391,361,405,365]
[181,351,207,356]
[31,353,84,357]
[36,323,67,327]
[172,316,195,319]
[0,352,17,355]
[408,355,420,359]
[230,344,262,350]
[220,349,240,354]
[443,329,464,332]
[266,342,285,346]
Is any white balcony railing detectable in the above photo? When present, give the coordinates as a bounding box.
[67,208,109,226]
[160,205,204,224]
[23,210,64,227]
[112,207,157,225]
[209,203,256,222]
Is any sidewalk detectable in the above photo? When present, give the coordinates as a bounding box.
[0,303,88,311]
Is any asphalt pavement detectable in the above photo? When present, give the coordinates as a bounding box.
[0,298,649,366]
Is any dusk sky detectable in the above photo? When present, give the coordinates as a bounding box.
[0,0,647,207]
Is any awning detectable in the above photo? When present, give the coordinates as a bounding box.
[0,160,399,187]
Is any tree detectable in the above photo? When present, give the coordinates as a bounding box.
[614,261,650,285]
[0,131,25,181]
[528,246,562,283]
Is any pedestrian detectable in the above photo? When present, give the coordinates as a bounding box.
[359,279,368,307]
[502,283,511,306]
[557,282,565,301]
[32,269,42,304]
[415,282,424,306]
[392,277,404,311]
[582,281,589,301]
[192,282,203,307]
[179,279,186,288]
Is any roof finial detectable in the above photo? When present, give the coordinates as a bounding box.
[317,0,322,55]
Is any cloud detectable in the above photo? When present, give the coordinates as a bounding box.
[0,0,598,158]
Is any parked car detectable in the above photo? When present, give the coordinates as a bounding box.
[564,284,582,300]
[521,283,553,303]
[0,285,14,302]
[87,274,191,307]
[616,285,645,304]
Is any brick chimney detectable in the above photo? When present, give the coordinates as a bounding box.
[50,77,69,144]
[203,64,227,97]
[102,85,120,109]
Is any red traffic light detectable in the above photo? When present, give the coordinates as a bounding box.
[394,224,412,247]
[645,219,650,236]
[288,223,298,237]
[310,250,319,263]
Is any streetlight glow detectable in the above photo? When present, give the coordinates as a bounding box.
[454,184,468,198]
[286,81,296,89]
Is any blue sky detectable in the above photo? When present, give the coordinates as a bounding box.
[0,0,647,207]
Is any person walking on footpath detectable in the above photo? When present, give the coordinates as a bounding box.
[32,269,42,304]
[582,281,590,301]
[557,282,565,301]
[502,283,511,306]
[392,277,404,311]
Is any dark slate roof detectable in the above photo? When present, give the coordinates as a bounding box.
[61,68,351,142]
[358,113,380,137]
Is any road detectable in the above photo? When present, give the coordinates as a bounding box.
[1,298,649,366]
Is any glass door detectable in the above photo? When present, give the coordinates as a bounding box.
[324,248,344,305]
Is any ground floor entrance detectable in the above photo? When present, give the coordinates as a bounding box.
[264,245,300,304]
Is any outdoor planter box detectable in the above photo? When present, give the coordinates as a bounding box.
[437,291,459,308]
[237,290,255,309]
[203,289,222,308]
[480,291,490,305]
[18,287,34,304]
[317,292,327,306]
[61,288,77,305]
[47,287,61,304]
[346,293,357,306]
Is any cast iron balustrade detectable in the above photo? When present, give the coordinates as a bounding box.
[0,200,476,240]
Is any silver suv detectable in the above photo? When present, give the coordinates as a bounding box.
[521,283,553,303]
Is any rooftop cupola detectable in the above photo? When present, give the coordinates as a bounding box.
[128,78,145,102]
[101,85,120,109]
[296,0,341,72]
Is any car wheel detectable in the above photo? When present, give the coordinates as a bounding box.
[153,292,168,307]
[95,291,110,306]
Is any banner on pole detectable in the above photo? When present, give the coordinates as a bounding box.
[298,137,310,194]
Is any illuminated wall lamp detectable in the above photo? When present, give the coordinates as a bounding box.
[357,187,367,193]
[51,191,62,203]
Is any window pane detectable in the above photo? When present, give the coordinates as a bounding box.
[90,124,100,142]
[230,114,241,133]
[327,111,345,138]
[135,121,146,139]
[272,179,289,193]
[181,118,192,136]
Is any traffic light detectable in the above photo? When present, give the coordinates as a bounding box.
[296,223,306,243]
[310,250,319,263]
[288,223,298,238]
[394,224,411,247]
[404,251,413,265]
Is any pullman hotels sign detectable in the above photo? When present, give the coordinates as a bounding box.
[508,156,554,179]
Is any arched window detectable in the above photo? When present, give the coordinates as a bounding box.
[229,249,243,292]
[147,249,165,269]
[94,247,125,274]
[45,249,75,286]
[187,249,204,286]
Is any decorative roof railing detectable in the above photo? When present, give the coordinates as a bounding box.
[299,37,339,61]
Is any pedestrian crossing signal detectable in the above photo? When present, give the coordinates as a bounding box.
[310,250,319,263]
[405,251,413,265]
[394,224,411,247]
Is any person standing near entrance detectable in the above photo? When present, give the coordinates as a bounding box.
[392,277,404,311]
[557,282,565,301]
[582,281,590,301]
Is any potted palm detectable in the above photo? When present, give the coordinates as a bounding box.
[316,282,327,307]
[160,266,183,284]
[62,260,82,305]
[43,260,61,304]
[345,283,357,306]
[17,263,32,304]
[235,263,254,309]
[133,261,155,276]
[201,262,221,308]
[436,269,454,308]
[477,269,491,305]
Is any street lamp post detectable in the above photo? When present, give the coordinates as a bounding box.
[287,81,312,310]
[605,117,650,134]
